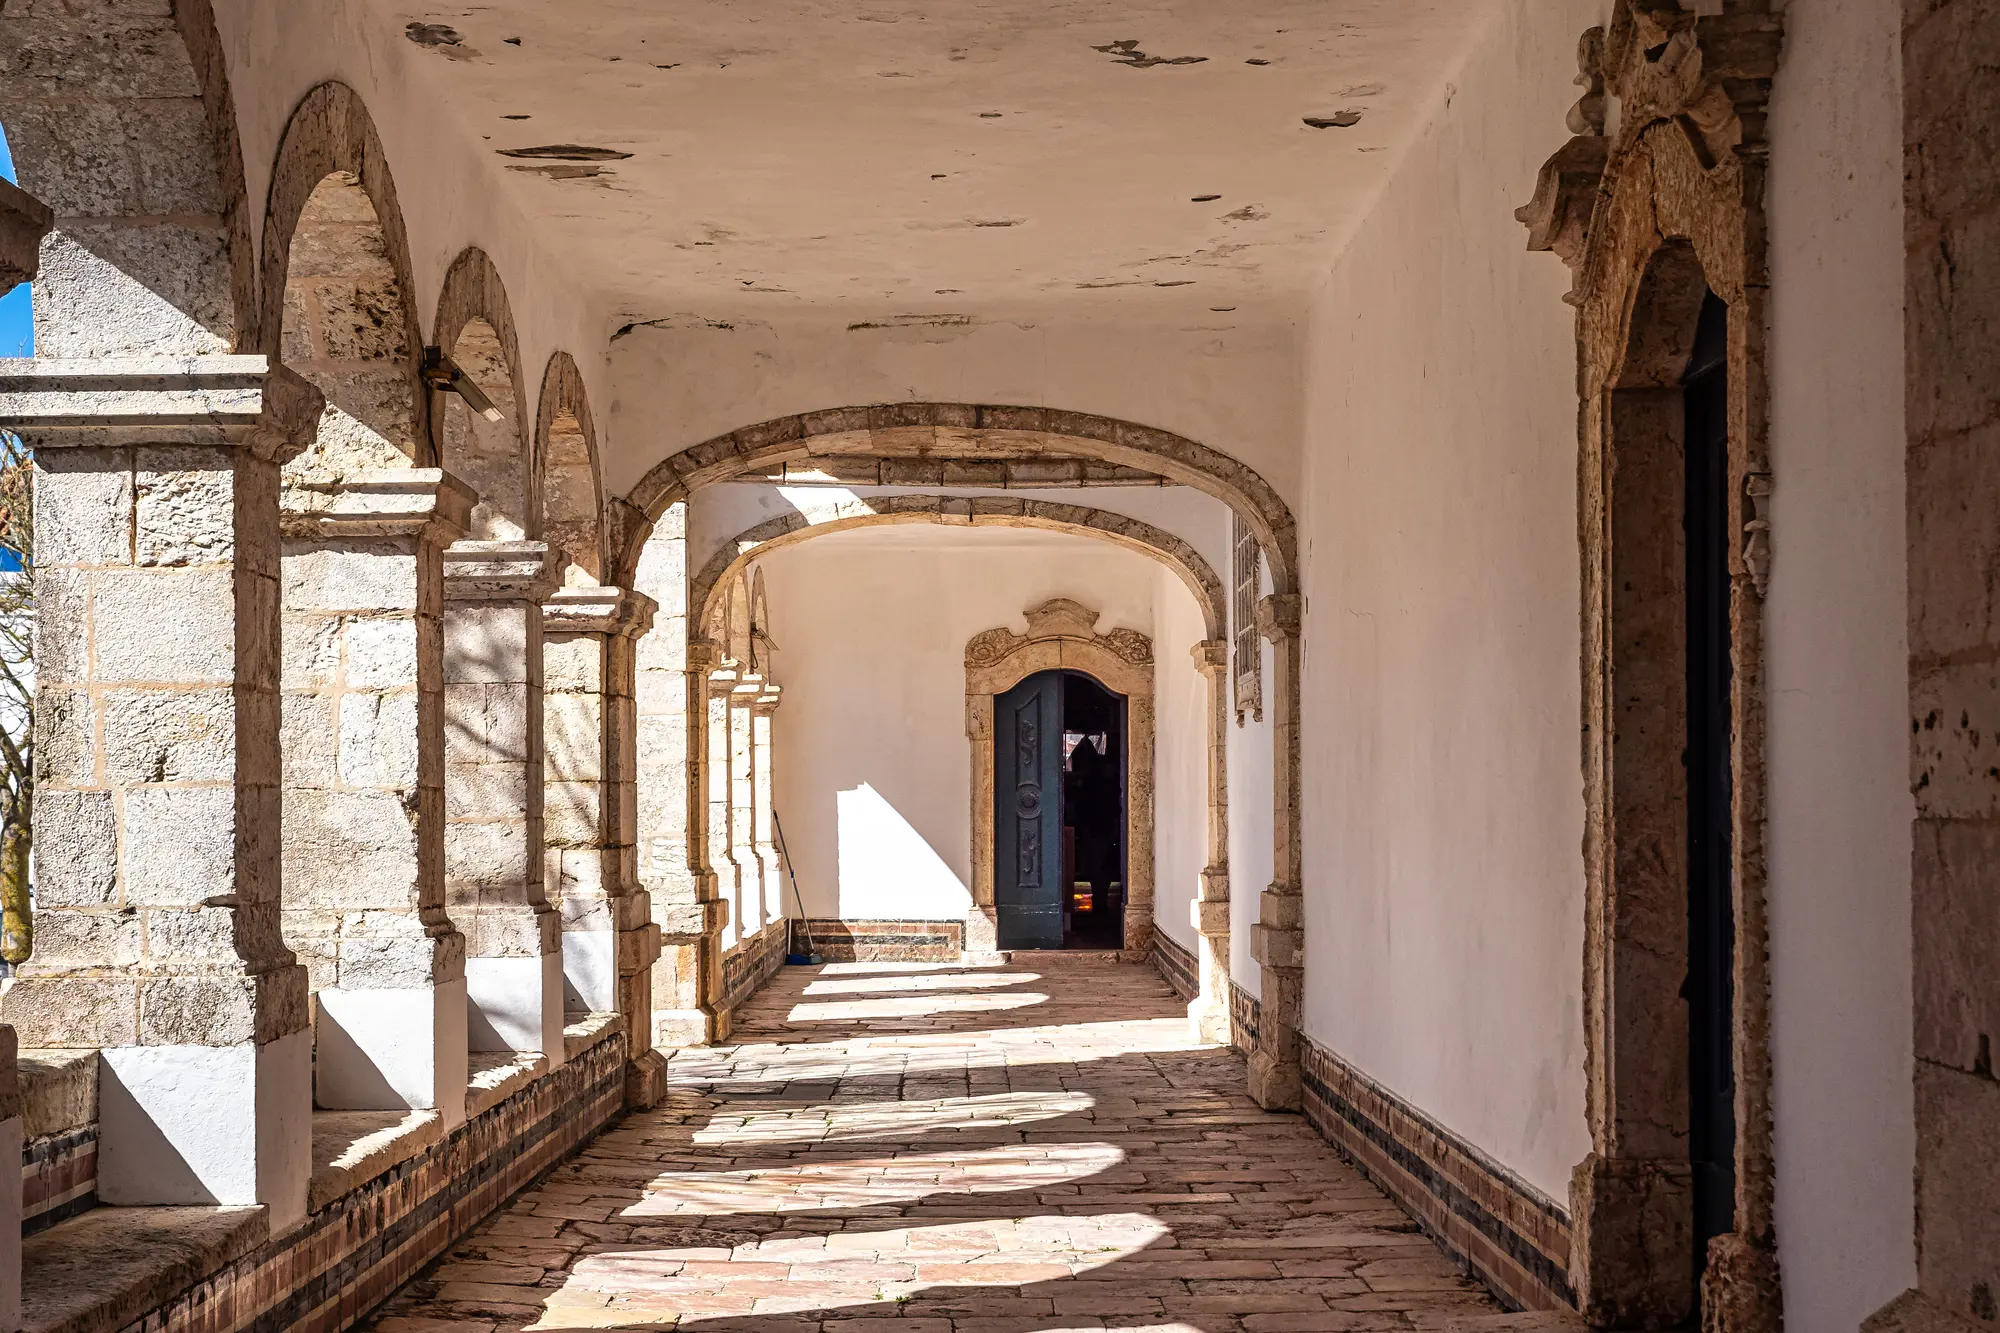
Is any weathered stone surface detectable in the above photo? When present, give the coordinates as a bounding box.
[0,177,52,292]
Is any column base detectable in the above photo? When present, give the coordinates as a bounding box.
[625,1049,669,1110]
[1247,1049,1301,1111]
[315,978,470,1127]
[99,1031,313,1232]
[654,1006,719,1048]
[467,953,566,1064]
[562,930,617,1014]
[1188,999,1230,1046]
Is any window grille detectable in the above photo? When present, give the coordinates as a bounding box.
[1232,513,1263,725]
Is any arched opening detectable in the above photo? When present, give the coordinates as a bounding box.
[441,317,527,539]
[278,172,420,477]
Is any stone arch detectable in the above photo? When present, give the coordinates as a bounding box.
[260,82,428,475]
[434,248,531,539]
[0,0,255,354]
[692,494,1226,644]
[1519,4,1782,1326]
[536,351,606,582]
[689,496,1236,1041]
[619,403,1297,593]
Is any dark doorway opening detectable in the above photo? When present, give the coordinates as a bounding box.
[1683,289,1737,1299]
[993,669,1127,951]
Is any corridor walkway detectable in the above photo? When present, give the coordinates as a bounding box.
[365,959,1517,1333]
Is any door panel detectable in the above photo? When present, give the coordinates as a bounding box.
[994,672,1064,950]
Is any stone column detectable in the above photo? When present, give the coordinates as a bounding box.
[280,470,473,1122]
[635,509,726,1046]
[1249,593,1304,1110]
[1,357,319,1229]
[1189,640,1233,1045]
[708,661,743,955]
[752,682,784,935]
[729,677,764,941]
[543,584,664,1102]
[443,540,564,1064]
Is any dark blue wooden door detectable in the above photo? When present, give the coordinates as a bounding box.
[994,671,1064,950]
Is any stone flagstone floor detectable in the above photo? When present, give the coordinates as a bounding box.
[365,957,1517,1332]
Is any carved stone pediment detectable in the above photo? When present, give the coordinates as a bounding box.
[1516,2,1781,297]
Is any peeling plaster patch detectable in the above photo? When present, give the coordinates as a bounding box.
[1191,194,1221,202]
[499,145,634,161]
[845,313,973,331]
[656,64,680,70]
[1155,280,1195,287]
[611,315,735,341]
[1221,204,1270,222]
[1246,58,1273,66]
[502,114,531,120]
[508,163,609,180]
[1339,82,1387,97]
[978,112,1004,119]
[1302,111,1364,129]
[1076,280,1144,289]
[1210,306,1237,312]
[973,219,1021,228]
[405,22,461,45]
[503,36,522,46]
[1092,39,1207,69]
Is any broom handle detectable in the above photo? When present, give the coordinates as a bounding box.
[771,811,814,956]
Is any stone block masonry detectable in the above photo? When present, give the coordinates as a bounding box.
[789,918,965,962]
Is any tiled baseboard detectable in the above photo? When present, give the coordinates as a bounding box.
[720,919,790,1015]
[1151,931,1198,1003]
[1229,979,1260,1050]
[790,919,964,962]
[1300,1035,1575,1313]
[22,1124,96,1235]
[57,1027,628,1333]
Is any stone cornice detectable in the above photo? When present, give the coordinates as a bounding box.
[0,178,52,293]
[280,468,476,541]
[442,539,561,602]
[542,585,658,638]
[0,356,323,457]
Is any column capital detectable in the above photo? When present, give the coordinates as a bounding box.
[0,355,323,458]
[543,584,659,638]
[687,637,723,672]
[443,538,562,602]
[1191,638,1228,676]
[1256,592,1303,642]
[281,467,475,542]
[0,178,52,292]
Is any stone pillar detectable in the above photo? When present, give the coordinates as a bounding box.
[1,357,319,1229]
[1189,640,1233,1045]
[542,584,665,1101]
[1249,593,1304,1110]
[708,662,743,954]
[751,682,785,934]
[443,540,564,1063]
[280,470,473,1122]
[635,509,726,1046]
[0,1027,22,1333]
[728,677,764,940]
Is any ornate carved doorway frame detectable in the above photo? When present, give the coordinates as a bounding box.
[1518,4,1783,1329]
[965,600,1156,964]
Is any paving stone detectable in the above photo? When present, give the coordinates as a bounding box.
[364,959,1504,1331]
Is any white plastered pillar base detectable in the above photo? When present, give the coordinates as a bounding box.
[562,930,618,1013]
[98,1030,314,1233]
[468,953,567,1061]
[314,979,471,1126]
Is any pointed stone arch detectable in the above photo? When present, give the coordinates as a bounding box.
[536,351,606,583]
[434,248,532,540]
[260,82,429,475]
[0,0,255,354]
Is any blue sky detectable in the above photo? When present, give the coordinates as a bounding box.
[0,126,32,357]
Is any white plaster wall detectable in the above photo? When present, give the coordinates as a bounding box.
[755,525,1207,926]
[1293,0,1599,1200]
[1152,563,1212,954]
[1763,0,1916,1324]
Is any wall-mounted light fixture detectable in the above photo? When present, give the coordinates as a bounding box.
[421,346,505,422]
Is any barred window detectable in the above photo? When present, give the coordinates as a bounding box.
[1232,513,1263,725]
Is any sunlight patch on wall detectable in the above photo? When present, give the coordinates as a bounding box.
[835,782,970,917]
